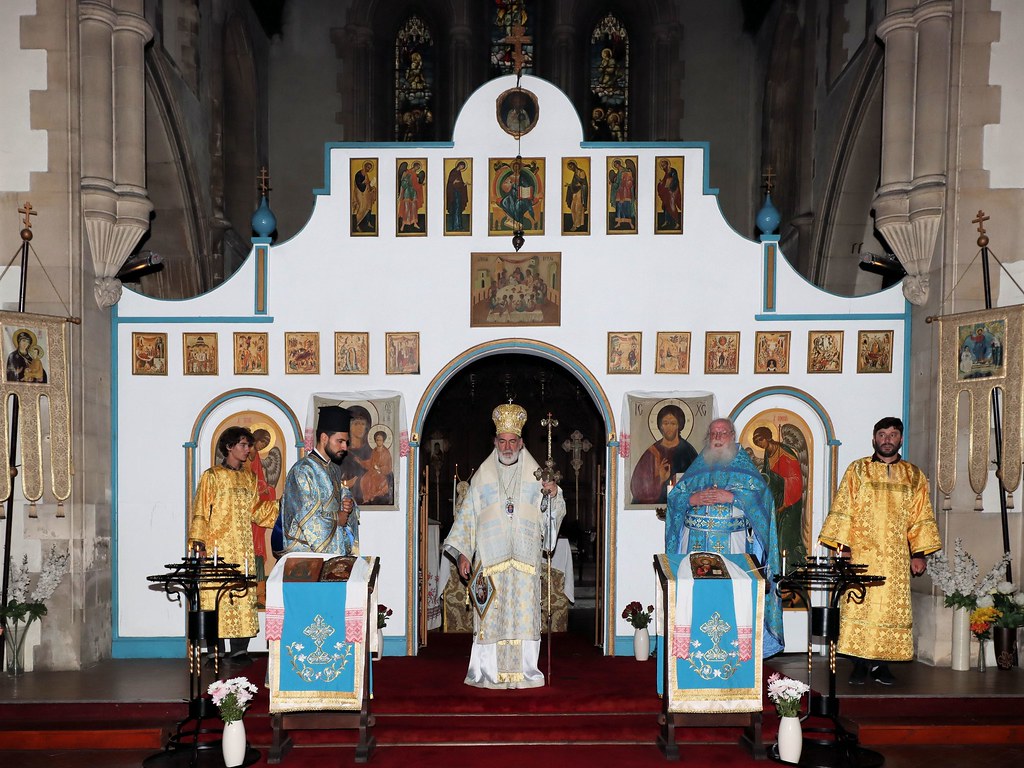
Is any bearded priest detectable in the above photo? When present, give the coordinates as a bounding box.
[443,403,565,688]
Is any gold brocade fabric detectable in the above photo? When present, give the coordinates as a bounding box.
[818,458,942,660]
[188,466,279,637]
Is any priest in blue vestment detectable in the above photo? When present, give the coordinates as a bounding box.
[665,417,785,656]
[278,405,360,555]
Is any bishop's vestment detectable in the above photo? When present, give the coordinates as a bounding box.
[444,448,565,689]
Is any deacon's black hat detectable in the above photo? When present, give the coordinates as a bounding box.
[317,405,351,434]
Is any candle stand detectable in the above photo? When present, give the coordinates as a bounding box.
[142,556,259,767]
[772,556,886,768]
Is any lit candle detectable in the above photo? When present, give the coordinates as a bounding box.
[213,546,218,566]
[781,549,787,575]
[244,557,249,578]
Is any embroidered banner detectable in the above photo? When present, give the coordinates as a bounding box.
[936,304,1024,496]
[0,311,72,503]
[279,582,355,693]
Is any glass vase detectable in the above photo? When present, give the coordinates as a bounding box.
[4,617,34,676]
[977,638,987,672]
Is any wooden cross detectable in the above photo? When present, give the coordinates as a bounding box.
[258,167,272,196]
[763,166,776,195]
[503,24,532,75]
[972,209,990,235]
[18,202,37,229]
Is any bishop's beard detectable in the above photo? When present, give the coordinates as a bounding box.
[703,442,738,467]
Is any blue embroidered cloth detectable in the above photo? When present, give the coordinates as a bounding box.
[280,582,356,693]
[656,553,765,713]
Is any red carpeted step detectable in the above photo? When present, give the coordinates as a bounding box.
[0,722,167,750]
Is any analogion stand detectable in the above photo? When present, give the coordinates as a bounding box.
[143,556,260,768]
[772,556,886,768]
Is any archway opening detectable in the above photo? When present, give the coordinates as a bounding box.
[418,352,606,650]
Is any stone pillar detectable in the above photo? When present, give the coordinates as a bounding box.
[873,0,952,306]
[79,0,153,307]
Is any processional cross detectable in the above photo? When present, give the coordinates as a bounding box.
[561,430,592,522]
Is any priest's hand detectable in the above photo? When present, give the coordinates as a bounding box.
[338,495,354,525]
[541,479,559,497]
[690,487,734,506]
[910,553,927,576]
[458,554,471,579]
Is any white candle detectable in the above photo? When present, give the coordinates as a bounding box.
[213,546,218,566]
[244,557,249,578]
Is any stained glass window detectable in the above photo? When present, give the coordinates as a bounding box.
[588,13,629,141]
[490,1,534,77]
[394,15,435,141]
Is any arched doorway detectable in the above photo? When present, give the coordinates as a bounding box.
[413,347,610,653]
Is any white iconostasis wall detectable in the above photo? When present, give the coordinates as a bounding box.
[113,75,907,657]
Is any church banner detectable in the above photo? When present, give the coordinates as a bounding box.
[936,304,1024,496]
[0,310,72,504]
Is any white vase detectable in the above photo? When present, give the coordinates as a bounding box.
[373,628,383,660]
[221,718,247,767]
[633,627,650,661]
[777,715,803,764]
[951,606,971,671]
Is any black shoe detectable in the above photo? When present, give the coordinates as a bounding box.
[848,660,868,685]
[870,664,895,685]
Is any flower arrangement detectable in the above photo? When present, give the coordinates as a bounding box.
[377,604,393,629]
[0,546,71,626]
[991,582,1024,629]
[207,677,259,723]
[970,606,999,641]
[767,673,810,718]
[928,539,1012,611]
[622,601,654,630]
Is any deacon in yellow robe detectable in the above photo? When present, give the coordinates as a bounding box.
[818,417,941,685]
[188,426,279,640]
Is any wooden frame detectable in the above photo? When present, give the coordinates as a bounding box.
[233,332,269,375]
[807,330,843,374]
[334,332,369,375]
[754,331,790,374]
[496,87,538,138]
[182,332,218,376]
[284,332,320,375]
[396,158,427,236]
[704,332,740,374]
[608,331,642,374]
[469,252,561,328]
[385,332,419,375]
[350,158,378,236]
[654,156,684,234]
[443,158,472,236]
[561,157,591,235]
[857,330,894,373]
[489,157,546,236]
[656,332,691,374]
[607,155,638,234]
[131,332,167,375]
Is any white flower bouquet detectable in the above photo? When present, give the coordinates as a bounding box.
[927,539,1012,611]
[207,677,259,723]
[767,673,809,718]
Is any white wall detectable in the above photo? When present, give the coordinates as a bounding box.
[114,75,906,656]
